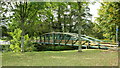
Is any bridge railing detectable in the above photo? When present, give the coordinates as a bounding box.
[35,32,91,47]
[32,32,115,49]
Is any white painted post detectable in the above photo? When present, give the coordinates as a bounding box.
[116,26,118,45]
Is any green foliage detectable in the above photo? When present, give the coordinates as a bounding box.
[1,2,95,52]
[9,28,35,52]
[1,45,10,52]
[0,2,10,24]
[9,28,22,52]
[24,34,36,52]
[96,2,120,41]
[3,2,92,36]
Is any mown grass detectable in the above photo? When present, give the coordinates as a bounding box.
[0,52,2,67]
[2,49,118,66]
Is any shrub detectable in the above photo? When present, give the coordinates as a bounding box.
[9,28,22,52]
[24,34,36,52]
[9,28,35,52]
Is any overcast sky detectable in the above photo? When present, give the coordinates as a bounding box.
[89,2,101,22]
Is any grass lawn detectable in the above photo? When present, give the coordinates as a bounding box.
[2,49,118,66]
[0,52,2,67]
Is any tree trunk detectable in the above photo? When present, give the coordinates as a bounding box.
[64,15,67,32]
[19,1,25,53]
[78,25,82,52]
[58,4,62,32]
[0,26,2,51]
[77,2,82,52]
[21,30,24,52]
[0,26,2,38]
[118,26,120,47]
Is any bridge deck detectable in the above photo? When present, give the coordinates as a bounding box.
[33,32,117,50]
[33,42,111,49]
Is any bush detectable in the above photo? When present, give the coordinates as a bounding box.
[9,28,22,52]
[24,34,35,52]
[9,28,36,52]
[1,45,11,52]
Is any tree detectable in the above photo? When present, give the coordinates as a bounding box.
[1,25,10,37]
[77,2,82,52]
[96,2,120,46]
[51,2,92,52]
[1,1,93,52]
[8,2,47,52]
[0,2,10,39]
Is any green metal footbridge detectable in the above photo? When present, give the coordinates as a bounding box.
[33,32,117,49]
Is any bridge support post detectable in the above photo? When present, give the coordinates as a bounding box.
[48,34,50,44]
[98,45,101,49]
[52,33,55,45]
[43,35,46,45]
[87,42,90,49]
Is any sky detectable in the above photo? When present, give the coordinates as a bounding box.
[89,2,101,22]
